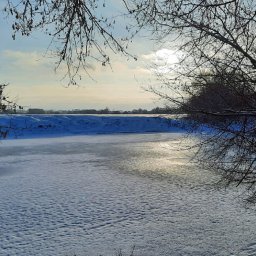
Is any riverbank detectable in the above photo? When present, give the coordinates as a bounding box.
[0,114,185,139]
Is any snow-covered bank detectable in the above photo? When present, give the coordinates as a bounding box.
[0,115,185,139]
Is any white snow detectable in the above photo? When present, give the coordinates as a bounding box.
[0,114,184,139]
[1,133,256,256]
[1,115,255,255]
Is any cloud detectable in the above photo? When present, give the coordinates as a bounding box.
[141,48,183,74]
[0,44,160,110]
[142,48,180,64]
[1,49,157,110]
[3,50,49,68]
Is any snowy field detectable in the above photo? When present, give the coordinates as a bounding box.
[0,114,183,139]
[1,131,256,256]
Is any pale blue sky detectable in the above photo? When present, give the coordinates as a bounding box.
[0,1,175,110]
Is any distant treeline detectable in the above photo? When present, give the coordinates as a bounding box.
[21,107,183,115]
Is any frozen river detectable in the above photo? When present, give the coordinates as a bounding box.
[1,133,256,256]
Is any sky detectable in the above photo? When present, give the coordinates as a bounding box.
[0,1,177,110]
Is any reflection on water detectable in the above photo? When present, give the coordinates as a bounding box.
[0,133,256,256]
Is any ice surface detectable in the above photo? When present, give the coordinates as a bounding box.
[1,133,256,256]
[0,114,184,139]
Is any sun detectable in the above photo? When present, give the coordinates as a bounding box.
[142,48,182,74]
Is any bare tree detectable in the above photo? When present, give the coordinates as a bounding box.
[4,0,137,84]
[124,0,256,200]
[0,83,22,113]
[0,83,23,138]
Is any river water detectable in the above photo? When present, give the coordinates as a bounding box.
[1,133,256,256]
